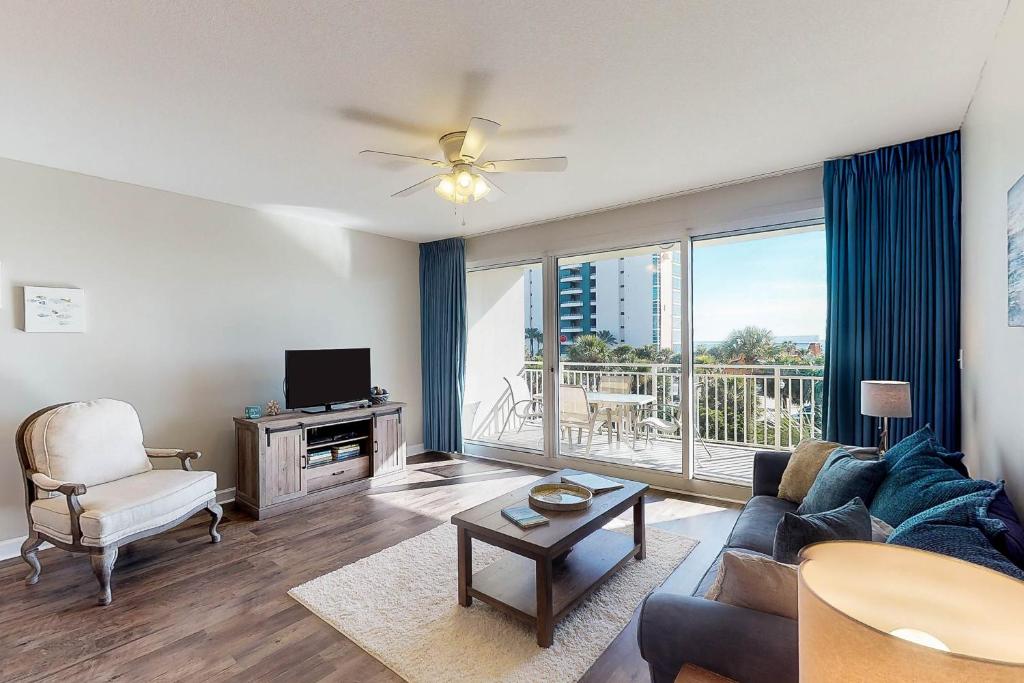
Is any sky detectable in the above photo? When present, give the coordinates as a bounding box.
[691,227,826,342]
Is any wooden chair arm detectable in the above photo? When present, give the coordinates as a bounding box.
[146,448,202,471]
[30,471,87,496]
[28,471,86,544]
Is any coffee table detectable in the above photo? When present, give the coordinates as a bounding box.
[450,469,648,647]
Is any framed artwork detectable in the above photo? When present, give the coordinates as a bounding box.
[1010,173,1024,327]
[24,286,86,333]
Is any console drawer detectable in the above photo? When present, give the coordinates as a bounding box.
[307,456,370,491]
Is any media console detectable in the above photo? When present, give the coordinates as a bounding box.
[233,402,406,519]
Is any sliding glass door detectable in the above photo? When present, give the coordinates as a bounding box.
[555,244,683,473]
[690,225,826,484]
[463,262,544,452]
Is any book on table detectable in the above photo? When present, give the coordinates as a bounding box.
[560,472,623,494]
[501,506,549,529]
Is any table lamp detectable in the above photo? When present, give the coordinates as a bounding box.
[798,542,1024,682]
[860,380,911,452]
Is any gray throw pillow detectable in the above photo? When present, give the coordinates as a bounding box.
[773,497,872,564]
[706,549,798,620]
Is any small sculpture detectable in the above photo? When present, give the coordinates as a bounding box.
[266,399,281,416]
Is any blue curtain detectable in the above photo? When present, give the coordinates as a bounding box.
[419,238,467,452]
[822,131,961,449]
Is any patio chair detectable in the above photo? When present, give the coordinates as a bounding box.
[558,384,613,457]
[497,375,543,439]
[597,374,633,440]
[636,403,682,449]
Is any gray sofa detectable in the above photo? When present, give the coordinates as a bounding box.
[638,450,799,683]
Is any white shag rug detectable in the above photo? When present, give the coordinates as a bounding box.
[289,522,696,683]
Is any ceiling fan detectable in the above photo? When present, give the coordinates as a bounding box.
[360,117,567,204]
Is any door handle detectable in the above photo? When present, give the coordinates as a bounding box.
[374,440,379,453]
[300,454,307,469]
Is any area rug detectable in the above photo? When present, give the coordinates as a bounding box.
[289,522,697,683]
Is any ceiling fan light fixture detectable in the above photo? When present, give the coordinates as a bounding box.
[472,176,490,200]
[456,169,474,189]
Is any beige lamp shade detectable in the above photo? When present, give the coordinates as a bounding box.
[798,542,1024,682]
[860,380,912,418]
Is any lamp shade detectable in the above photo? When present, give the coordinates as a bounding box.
[798,542,1024,682]
[860,380,911,418]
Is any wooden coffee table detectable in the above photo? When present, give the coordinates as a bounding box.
[450,469,648,647]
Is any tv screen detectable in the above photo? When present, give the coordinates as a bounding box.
[285,348,371,410]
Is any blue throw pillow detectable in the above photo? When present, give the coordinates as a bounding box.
[797,448,889,514]
[773,497,872,564]
[881,425,936,468]
[887,485,1024,580]
[870,438,994,527]
[883,425,969,476]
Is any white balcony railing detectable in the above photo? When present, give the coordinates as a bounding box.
[520,360,824,451]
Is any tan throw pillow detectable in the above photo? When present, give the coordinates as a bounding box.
[706,550,798,620]
[776,438,841,503]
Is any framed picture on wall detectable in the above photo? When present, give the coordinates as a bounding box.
[23,286,86,333]
[1010,173,1024,327]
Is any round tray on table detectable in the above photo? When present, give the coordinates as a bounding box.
[528,483,593,511]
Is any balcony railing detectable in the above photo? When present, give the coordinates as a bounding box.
[520,360,824,451]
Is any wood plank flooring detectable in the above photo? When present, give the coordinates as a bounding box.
[0,455,739,683]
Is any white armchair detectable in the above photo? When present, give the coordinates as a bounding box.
[16,399,222,605]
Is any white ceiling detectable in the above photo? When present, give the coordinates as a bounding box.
[0,1,1007,242]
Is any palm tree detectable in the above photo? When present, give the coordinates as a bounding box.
[524,327,543,355]
[596,330,617,344]
[566,334,610,363]
[718,326,776,365]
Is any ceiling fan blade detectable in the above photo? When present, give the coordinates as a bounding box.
[392,174,443,198]
[460,117,501,161]
[479,173,505,202]
[360,150,447,168]
[480,157,568,173]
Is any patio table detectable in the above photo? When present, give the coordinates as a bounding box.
[536,390,655,447]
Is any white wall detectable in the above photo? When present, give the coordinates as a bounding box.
[465,168,824,268]
[961,0,1024,508]
[0,157,422,542]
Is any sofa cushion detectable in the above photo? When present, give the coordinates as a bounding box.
[31,469,216,547]
[887,485,1024,580]
[28,399,152,487]
[798,448,888,514]
[706,549,799,620]
[776,438,840,503]
[726,496,798,556]
[870,438,994,527]
[773,498,872,564]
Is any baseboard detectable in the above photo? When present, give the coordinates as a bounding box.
[0,486,238,562]
[0,536,53,562]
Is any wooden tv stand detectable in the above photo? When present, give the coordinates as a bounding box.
[233,402,406,520]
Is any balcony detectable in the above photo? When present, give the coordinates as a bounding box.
[560,313,583,321]
[560,274,582,283]
[561,287,583,295]
[560,301,583,308]
[468,360,823,485]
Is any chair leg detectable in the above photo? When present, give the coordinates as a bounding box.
[497,409,515,440]
[90,545,118,606]
[20,533,43,585]
[584,424,595,458]
[206,501,223,543]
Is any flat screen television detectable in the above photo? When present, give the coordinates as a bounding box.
[285,348,371,411]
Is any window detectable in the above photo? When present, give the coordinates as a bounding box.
[690,225,826,485]
[556,243,682,473]
[463,263,544,452]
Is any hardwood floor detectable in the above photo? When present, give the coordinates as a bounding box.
[0,455,739,682]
